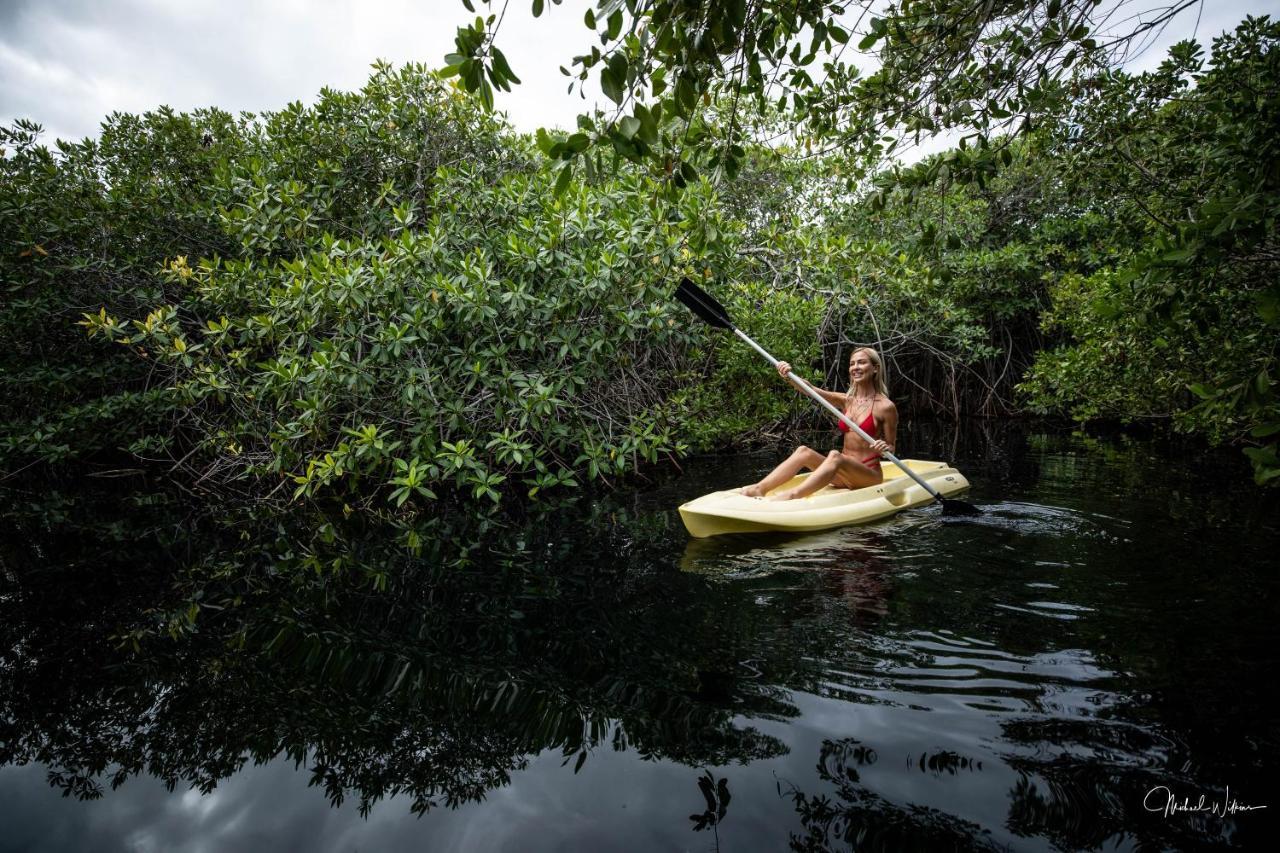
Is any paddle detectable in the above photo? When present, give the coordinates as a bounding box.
[674,277,981,516]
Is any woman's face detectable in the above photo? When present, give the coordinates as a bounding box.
[849,351,875,384]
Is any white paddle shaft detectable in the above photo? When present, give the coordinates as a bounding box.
[732,328,944,500]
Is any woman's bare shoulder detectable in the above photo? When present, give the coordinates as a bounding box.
[876,396,897,413]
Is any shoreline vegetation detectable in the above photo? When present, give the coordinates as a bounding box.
[2,18,1277,512]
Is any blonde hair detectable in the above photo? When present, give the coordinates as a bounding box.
[847,347,889,397]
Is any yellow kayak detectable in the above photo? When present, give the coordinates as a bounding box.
[678,459,971,538]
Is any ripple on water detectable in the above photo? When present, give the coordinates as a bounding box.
[993,600,1096,621]
[941,500,1124,541]
[811,628,1122,721]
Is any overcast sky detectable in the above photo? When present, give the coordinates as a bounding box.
[0,0,1264,151]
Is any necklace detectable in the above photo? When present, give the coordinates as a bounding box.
[848,393,877,419]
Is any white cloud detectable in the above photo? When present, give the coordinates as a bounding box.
[0,0,600,144]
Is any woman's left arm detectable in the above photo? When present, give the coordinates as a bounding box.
[875,401,898,455]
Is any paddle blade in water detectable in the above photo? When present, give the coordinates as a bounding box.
[940,496,982,516]
[674,278,734,330]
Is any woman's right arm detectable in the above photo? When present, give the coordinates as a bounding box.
[776,362,847,408]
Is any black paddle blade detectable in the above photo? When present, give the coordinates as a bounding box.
[940,495,982,516]
[674,277,734,330]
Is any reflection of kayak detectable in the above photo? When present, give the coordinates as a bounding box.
[678,526,883,574]
[678,460,970,538]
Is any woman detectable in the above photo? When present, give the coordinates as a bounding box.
[741,347,897,501]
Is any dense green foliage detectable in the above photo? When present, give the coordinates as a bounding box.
[680,16,1280,484]
[0,62,1079,507]
[20,65,724,508]
[1019,17,1280,483]
[3,17,1277,497]
[1,107,244,467]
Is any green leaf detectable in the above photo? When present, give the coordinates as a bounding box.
[491,47,521,86]
[601,67,623,104]
[675,76,695,113]
[1160,246,1196,263]
[532,0,544,18]
[534,127,556,155]
[441,55,466,77]
[634,105,658,145]
[1243,447,1280,485]
[607,52,628,83]
[1092,297,1121,320]
[727,0,747,28]
[553,163,573,197]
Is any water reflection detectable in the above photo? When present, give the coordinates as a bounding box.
[1,492,794,818]
[2,426,1278,850]
[781,737,1004,852]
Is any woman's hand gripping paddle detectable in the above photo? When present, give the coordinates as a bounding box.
[673,277,981,516]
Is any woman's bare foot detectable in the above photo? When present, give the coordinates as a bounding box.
[739,483,766,498]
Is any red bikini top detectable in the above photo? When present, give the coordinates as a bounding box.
[838,407,877,437]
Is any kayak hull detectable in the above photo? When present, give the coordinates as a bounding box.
[678,459,970,538]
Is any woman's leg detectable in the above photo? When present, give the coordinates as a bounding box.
[740,445,826,497]
[768,452,883,500]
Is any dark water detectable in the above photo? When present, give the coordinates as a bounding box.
[2,423,1278,851]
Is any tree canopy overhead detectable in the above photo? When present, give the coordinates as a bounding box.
[448,0,1204,189]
